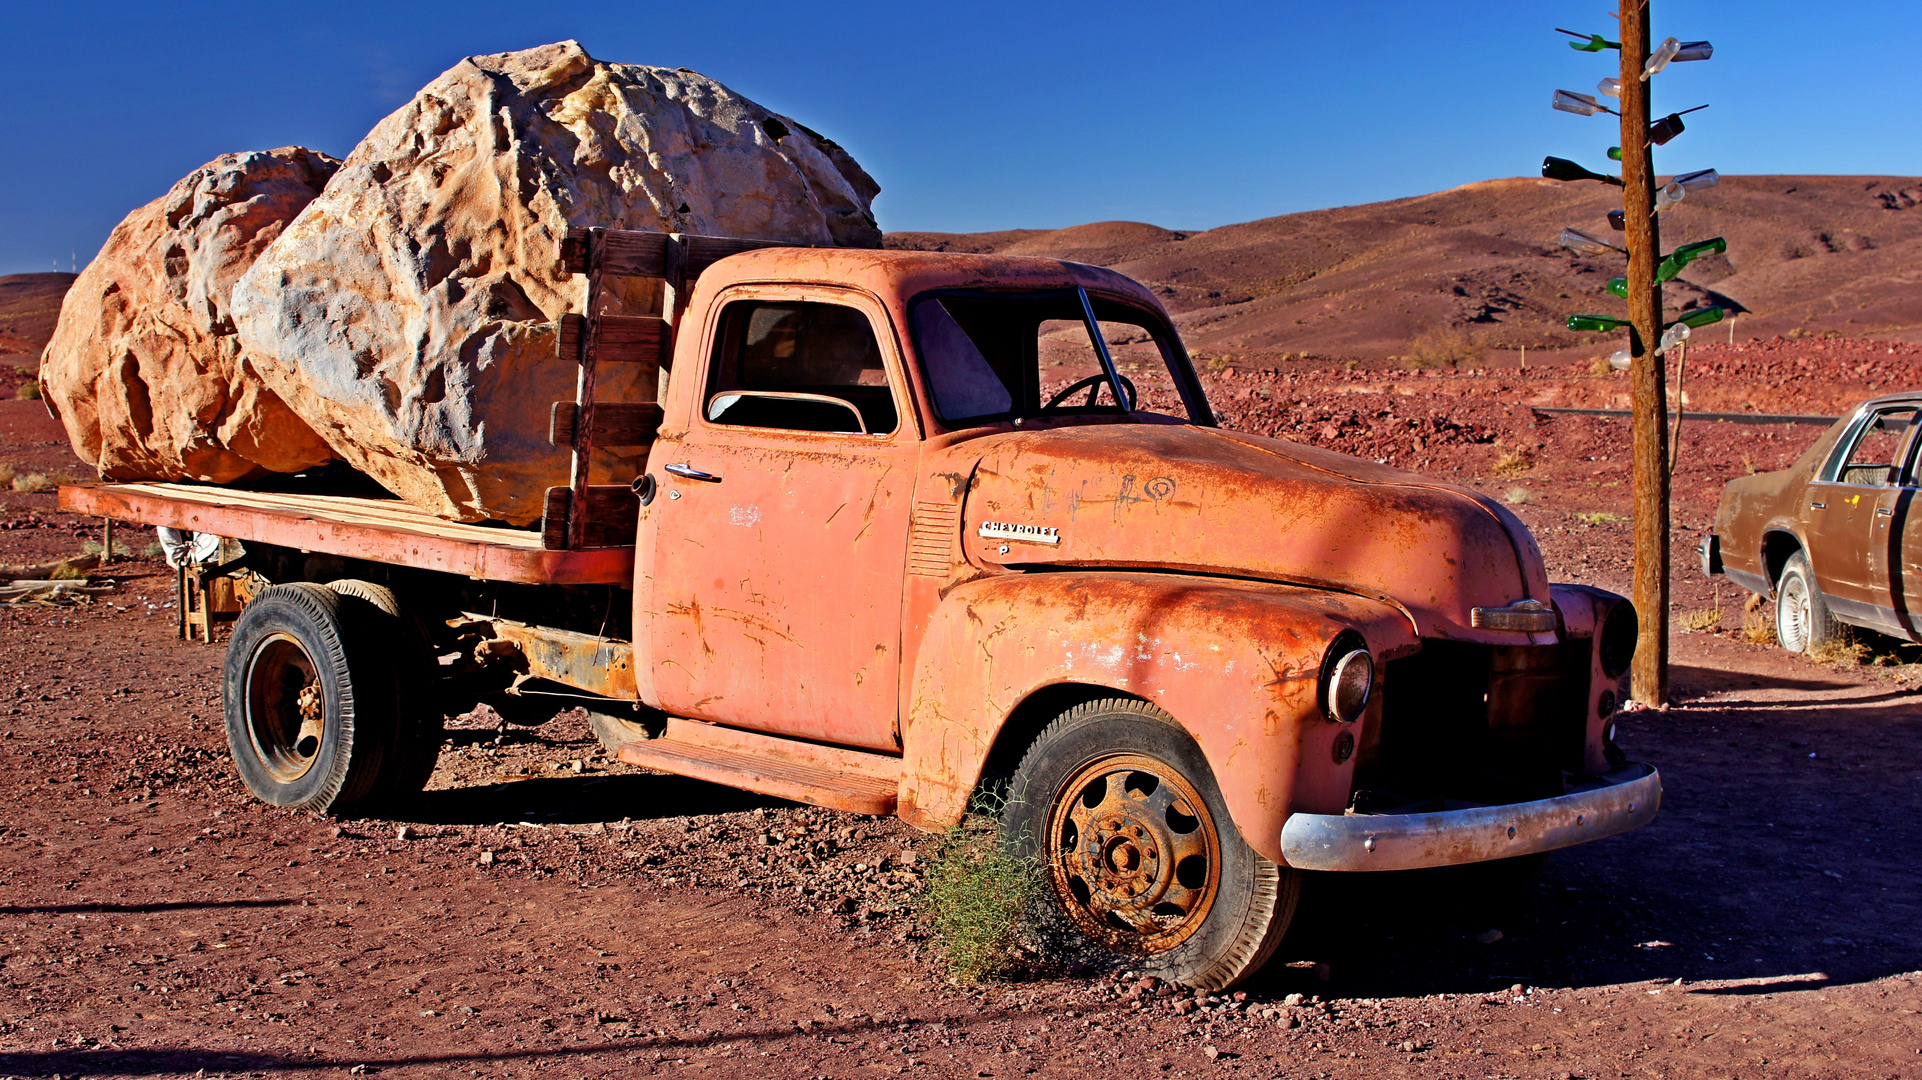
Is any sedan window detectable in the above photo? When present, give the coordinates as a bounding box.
[1830,406,1918,486]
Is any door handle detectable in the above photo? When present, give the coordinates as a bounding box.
[1878,507,1894,517]
[664,462,722,483]
[1810,501,1826,510]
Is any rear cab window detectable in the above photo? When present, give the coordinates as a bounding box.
[704,299,900,436]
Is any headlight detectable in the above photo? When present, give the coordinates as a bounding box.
[1598,599,1638,679]
[1321,637,1374,724]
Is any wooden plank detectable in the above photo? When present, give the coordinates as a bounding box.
[541,485,640,551]
[61,483,633,585]
[566,229,793,281]
[71,483,546,545]
[683,234,788,277]
[549,402,664,448]
[554,313,668,365]
[594,230,671,278]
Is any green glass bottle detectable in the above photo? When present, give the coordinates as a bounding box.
[1542,157,1625,187]
[1606,278,1629,298]
[1671,306,1725,330]
[1563,31,1620,51]
[1607,146,1623,161]
[1567,313,1631,332]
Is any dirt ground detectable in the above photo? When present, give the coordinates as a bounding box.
[3,348,1921,1080]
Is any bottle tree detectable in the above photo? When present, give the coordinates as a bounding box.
[1545,7,1718,706]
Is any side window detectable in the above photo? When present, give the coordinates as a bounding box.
[705,300,899,435]
[1835,406,1918,486]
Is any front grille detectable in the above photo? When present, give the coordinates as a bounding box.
[1354,639,1591,809]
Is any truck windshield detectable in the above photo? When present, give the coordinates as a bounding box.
[908,289,1212,427]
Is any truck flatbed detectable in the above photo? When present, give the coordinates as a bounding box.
[61,482,633,586]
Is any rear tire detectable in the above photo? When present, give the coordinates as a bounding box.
[326,579,444,802]
[222,583,393,812]
[1775,552,1838,654]
[1001,698,1299,990]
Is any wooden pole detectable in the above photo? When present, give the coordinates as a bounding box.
[1619,0,1670,705]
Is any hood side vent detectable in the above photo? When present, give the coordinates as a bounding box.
[908,501,960,578]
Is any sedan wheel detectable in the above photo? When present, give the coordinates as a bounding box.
[1774,551,1839,654]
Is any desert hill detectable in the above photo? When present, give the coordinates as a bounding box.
[888,175,1922,366]
[0,272,75,360]
[9,176,1918,374]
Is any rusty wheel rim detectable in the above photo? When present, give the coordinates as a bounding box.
[1043,753,1221,955]
[245,633,324,783]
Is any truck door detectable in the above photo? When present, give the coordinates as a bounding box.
[645,289,917,752]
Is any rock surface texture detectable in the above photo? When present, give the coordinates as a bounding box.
[42,148,341,483]
[232,40,882,524]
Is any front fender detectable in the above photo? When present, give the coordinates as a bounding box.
[899,571,1417,863]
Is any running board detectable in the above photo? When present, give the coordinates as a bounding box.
[609,717,900,816]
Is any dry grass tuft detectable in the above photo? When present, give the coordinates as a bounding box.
[15,381,41,401]
[10,472,50,494]
[1573,511,1627,526]
[1741,607,1777,645]
[1810,630,1872,666]
[1590,354,1615,377]
[1679,607,1723,632]
[0,464,14,489]
[1493,450,1534,478]
[1405,326,1485,370]
[1503,486,1533,506]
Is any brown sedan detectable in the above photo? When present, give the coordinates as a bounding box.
[1704,393,1922,652]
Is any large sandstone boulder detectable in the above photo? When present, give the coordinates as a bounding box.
[42,148,340,483]
[232,40,882,524]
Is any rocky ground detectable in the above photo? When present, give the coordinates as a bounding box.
[1,338,1919,1079]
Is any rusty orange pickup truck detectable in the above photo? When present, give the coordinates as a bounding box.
[62,230,1659,988]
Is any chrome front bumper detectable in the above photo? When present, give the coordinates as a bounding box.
[1279,763,1661,872]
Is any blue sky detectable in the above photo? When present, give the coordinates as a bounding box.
[1,1,1916,275]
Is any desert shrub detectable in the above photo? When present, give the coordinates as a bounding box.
[916,808,1038,984]
[1493,450,1534,478]
[143,541,167,558]
[1503,486,1533,506]
[0,464,14,488]
[11,472,50,494]
[1741,607,1776,644]
[1590,354,1616,377]
[1405,326,1485,370]
[47,562,87,581]
[1573,511,1627,526]
[15,381,40,400]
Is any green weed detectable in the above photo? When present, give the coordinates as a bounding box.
[916,810,1038,984]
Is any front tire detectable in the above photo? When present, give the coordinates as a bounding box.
[1001,698,1299,990]
[1775,551,1838,654]
[222,583,394,812]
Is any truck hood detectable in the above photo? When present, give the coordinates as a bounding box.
[947,423,1552,644]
